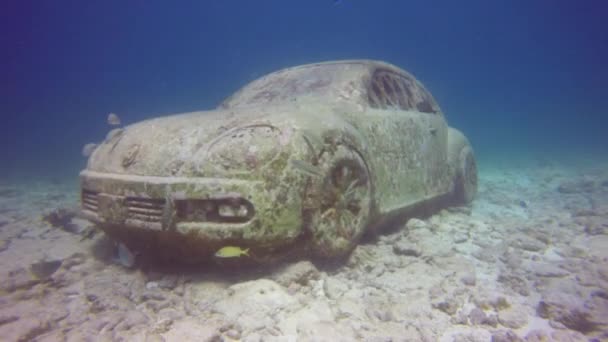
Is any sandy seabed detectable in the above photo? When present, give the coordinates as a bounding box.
[0,157,607,342]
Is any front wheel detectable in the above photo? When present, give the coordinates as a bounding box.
[303,145,371,259]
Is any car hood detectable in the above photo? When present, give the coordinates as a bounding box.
[86,108,298,178]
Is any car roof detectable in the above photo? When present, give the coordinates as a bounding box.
[219,60,441,114]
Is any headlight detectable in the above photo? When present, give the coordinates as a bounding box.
[175,196,255,223]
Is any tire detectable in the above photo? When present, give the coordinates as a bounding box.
[304,145,371,258]
[454,146,478,204]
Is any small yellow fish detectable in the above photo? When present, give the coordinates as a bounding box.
[214,246,249,258]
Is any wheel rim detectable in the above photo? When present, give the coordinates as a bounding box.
[306,146,371,258]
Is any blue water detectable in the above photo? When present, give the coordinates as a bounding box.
[2,0,607,179]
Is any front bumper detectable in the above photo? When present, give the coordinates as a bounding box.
[79,170,299,244]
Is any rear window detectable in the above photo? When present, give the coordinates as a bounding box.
[367,69,439,113]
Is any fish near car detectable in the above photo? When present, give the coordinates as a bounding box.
[29,259,62,280]
[107,112,121,126]
[82,143,98,157]
[115,242,137,268]
[215,246,250,258]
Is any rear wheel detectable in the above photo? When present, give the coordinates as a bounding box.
[304,145,371,258]
[454,146,477,204]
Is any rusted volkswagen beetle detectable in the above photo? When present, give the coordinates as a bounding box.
[80,60,477,263]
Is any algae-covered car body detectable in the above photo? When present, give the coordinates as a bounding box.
[80,60,477,262]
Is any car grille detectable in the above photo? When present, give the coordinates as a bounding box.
[125,197,165,222]
[81,189,99,212]
[81,190,165,223]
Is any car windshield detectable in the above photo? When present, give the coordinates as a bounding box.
[220,63,358,108]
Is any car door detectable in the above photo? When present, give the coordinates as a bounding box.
[363,69,447,213]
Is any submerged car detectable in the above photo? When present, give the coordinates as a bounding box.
[80,60,477,263]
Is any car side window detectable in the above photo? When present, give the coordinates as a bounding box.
[367,69,438,114]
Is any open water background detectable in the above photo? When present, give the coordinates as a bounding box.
[1,0,607,179]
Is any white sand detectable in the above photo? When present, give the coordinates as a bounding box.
[0,156,606,341]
